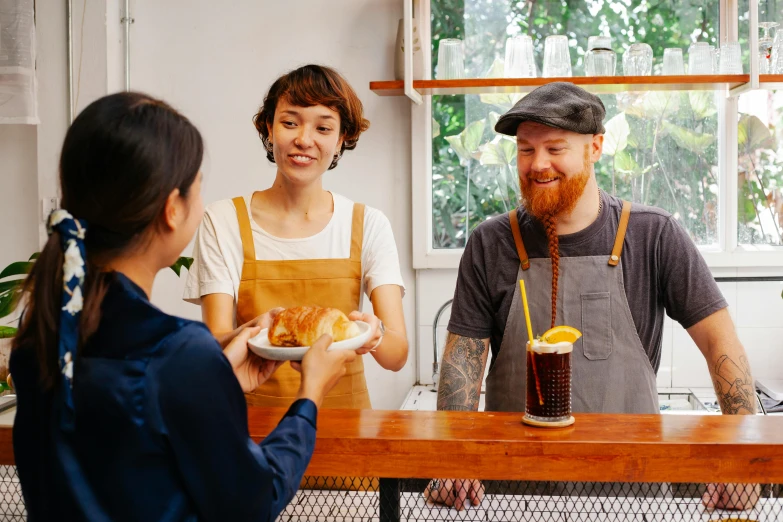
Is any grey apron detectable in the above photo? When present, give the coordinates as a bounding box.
[485,201,659,414]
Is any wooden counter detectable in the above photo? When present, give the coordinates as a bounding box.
[1,409,781,484]
[253,409,782,484]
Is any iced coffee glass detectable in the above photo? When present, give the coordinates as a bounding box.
[524,339,573,425]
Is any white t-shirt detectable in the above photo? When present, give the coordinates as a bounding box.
[183,193,405,325]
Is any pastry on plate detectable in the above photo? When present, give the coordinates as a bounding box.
[268,306,360,347]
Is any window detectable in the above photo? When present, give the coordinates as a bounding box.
[416,0,783,266]
[737,90,783,246]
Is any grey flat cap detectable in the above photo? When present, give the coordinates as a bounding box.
[494,82,606,136]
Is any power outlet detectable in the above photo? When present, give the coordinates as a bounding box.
[41,197,60,221]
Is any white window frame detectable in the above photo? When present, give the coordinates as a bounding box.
[411,0,783,269]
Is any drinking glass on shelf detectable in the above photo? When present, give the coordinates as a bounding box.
[711,45,719,73]
[504,35,536,78]
[661,48,685,75]
[772,29,783,74]
[760,51,771,74]
[543,35,572,77]
[718,42,743,74]
[688,42,713,74]
[622,43,653,76]
[584,36,616,76]
[759,22,779,74]
[436,38,465,80]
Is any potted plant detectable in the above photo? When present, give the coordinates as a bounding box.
[0,254,193,383]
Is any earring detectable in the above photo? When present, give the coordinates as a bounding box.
[263,137,273,153]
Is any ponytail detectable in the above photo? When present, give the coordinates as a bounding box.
[14,233,64,390]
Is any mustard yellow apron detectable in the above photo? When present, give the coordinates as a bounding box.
[232,196,372,410]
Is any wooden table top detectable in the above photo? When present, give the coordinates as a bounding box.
[246,409,783,483]
[2,408,780,483]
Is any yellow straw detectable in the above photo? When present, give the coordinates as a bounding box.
[520,279,544,406]
[519,280,534,343]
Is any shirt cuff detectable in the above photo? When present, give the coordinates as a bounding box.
[284,398,318,430]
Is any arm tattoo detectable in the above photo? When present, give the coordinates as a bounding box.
[437,334,487,411]
[712,354,756,414]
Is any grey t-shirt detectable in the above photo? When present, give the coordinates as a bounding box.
[448,190,727,372]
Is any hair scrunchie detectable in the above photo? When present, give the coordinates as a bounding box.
[47,209,87,424]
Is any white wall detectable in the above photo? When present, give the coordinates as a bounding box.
[0,0,68,295]
[126,0,416,409]
[0,124,38,271]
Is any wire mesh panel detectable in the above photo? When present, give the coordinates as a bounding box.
[276,478,783,522]
[0,466,25,521]
[1,468,780,521]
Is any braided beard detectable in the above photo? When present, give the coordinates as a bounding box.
[520,147,592,329]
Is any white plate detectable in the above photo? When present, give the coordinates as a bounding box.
[247,321,372,361]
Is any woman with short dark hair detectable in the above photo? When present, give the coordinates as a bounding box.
[185,65,408,409]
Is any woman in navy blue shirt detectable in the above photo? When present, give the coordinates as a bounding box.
[10,92,355,521]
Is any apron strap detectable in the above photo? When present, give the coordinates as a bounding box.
[232,196,257,262]
[350,203,365,262]
[608,200,632,267]
[508,209,530,271]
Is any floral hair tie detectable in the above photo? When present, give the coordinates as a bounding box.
[47,209,87,427]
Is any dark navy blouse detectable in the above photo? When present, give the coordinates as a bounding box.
[10,272,317,521]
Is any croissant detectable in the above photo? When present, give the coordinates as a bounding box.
[268,306,361,347]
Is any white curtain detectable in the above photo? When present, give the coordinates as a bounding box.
[0,0,37,124]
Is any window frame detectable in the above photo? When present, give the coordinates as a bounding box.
[411,0,783,269]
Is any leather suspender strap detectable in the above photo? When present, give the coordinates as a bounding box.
[509,210,530,271]
[608,200,632,267]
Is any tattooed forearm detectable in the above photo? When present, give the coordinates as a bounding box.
[437,333,489,411]
[712,354,756,415]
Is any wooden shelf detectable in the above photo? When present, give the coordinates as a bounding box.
[760,74,783,89]
[370,75,749,96]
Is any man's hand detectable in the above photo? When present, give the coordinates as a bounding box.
[424,478,485,511]
[223,326,285,392]
[702,482,760,511]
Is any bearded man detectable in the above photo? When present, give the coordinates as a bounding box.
[427,82,758,511]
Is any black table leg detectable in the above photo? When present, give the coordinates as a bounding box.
[379,478,400,522]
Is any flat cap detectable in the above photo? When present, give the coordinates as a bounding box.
[494,82,606,136]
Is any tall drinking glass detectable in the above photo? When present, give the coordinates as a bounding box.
[622,43,653,76]
[543,35,572,77]
[436,39,465,80]
[662,48,685,75]
[584,36,616,76]
[688,42,713,74]
[523,339,574,426]
[504,35,536,78]
[719,42,743,74]
[772,29,783,74]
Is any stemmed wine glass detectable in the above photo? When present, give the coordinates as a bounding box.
[759,22,779,73]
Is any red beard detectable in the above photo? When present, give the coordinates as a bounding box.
[519,153,591,221]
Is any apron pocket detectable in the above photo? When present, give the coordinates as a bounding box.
[581,292,612,360]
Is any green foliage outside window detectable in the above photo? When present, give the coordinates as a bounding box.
[431,0,783,249]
